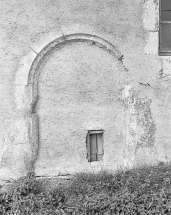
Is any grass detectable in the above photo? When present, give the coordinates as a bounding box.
[1,163,171,214]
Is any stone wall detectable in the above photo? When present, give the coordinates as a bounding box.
[0,0,170,183]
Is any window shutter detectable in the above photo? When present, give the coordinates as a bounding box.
[90,134,97,162]
[86,134,91,162]
[87,130,104,162]
[97,133,103,161]
[161,0,171,21]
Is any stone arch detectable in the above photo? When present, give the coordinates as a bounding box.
[27,33,123,172]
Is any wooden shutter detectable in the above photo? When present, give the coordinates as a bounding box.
[86,134,91,162]
[97,133,103,161]
[87,131,104,162]
[90,134,97,161]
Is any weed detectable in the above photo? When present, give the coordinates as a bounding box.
[1,164,171,214]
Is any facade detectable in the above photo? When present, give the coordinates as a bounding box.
[0,0,170,183]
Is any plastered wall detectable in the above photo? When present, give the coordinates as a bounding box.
[0,0,170,183]
[35,42,127,176]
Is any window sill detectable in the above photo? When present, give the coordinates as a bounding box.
[90,160,103,166]
[159,52,171,56]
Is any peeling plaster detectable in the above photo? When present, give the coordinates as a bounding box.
[123,87,156,168]
[0,119,31,178]
[134,96,156,148]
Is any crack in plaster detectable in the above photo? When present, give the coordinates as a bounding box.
[30,47,38,55]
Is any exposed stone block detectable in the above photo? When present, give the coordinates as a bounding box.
[143,0,159,31]
[144,32,158,55]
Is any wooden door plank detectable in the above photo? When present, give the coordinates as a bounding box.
[90,134,97,161]
[97,133,103,161]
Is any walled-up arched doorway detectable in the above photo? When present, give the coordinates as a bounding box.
[27,33,127,176]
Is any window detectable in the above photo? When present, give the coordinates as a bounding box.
[159,0,171,55]
[86,130,104,162]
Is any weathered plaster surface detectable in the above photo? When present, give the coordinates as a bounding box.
[143,0,171,165]
[34,42,127,176]
[143,0,159,31]
[1,0,171,183]
[122,86,156,168]
[144,32,158,55]
[0,118,31,183]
